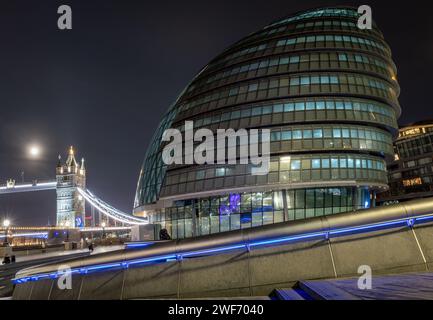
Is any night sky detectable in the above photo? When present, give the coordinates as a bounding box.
[0,0,432,226]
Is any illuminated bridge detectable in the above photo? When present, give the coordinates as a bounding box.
[0,180,147,226]
[0,147,147,228]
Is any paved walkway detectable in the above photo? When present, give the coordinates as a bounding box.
[275,272,433,300]
[305,272,433,300]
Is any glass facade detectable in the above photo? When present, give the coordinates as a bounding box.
[134,6,401,239]
[149,187,371,239]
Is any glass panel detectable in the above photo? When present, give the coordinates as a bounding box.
[220,216,230,233]
[230,214,241,231]
[185,218,193,238]
[210,216,219,234]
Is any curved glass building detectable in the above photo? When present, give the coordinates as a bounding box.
[134,7,401,239]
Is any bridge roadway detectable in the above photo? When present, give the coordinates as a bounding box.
[0,181,56,194]
[11,197,433,300]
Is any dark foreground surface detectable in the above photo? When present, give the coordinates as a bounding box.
[273,272,433,300]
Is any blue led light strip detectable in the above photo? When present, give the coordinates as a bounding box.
[125,242,155,249]
[12,212,433,284]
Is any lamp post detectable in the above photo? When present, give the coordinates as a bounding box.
[101,221,106,239]
[3,219,10,246]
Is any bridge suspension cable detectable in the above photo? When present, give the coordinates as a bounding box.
[77,188,148,225]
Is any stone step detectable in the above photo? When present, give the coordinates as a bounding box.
[272,288,309,300]
[298,281,361,300]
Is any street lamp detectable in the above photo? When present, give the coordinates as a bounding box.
[101,222,106,239]
[3,219,10,245]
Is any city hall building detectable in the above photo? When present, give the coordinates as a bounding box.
[133,7,401,239]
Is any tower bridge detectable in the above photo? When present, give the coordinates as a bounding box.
[0,147,147,228]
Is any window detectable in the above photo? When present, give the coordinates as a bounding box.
[271,132,281,142]
[340,159,347,168]
[311,76,320,84]
[282,131,292,140]
[284,103,294,112]
[326,101,335,109]
[295,102,305,111]
[300,77,310,85]
[320,76,329,84]
[313,129,323,138]
[291,160,301,170]
[356,159,362,168]
[342,129,350,138]
[280,57,290,65]
[248,83,258,92]
[252,107,262,116]
[228,88,238,96]
[274,104,283,113]
[269,58,279,66]
[333,129,342,138]
[316,101,325,110]
[292,130,302,140]
[303,130,313,139]
[215,168,225,177]
[330,76,339,84]
[290,77,300,86]
[290,56,300,63]
[262,106,272,115]
[331,158,339,168]
[241,109,251,117]
[338,53,348,61]
[231,111,240,119]
[312,159,321,169]
[196,170,205,180]
[306,102,315,110]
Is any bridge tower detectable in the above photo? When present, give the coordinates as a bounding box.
[56,146,86,228]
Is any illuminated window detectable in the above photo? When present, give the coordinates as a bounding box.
[403,178,422,187]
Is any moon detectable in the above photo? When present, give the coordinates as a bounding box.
[29,145,41,157]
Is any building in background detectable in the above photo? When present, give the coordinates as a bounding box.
[56,147,86,228]
[378,120,433,204]
[134,7,401,239]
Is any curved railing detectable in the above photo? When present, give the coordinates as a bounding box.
[13,197,433,284]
